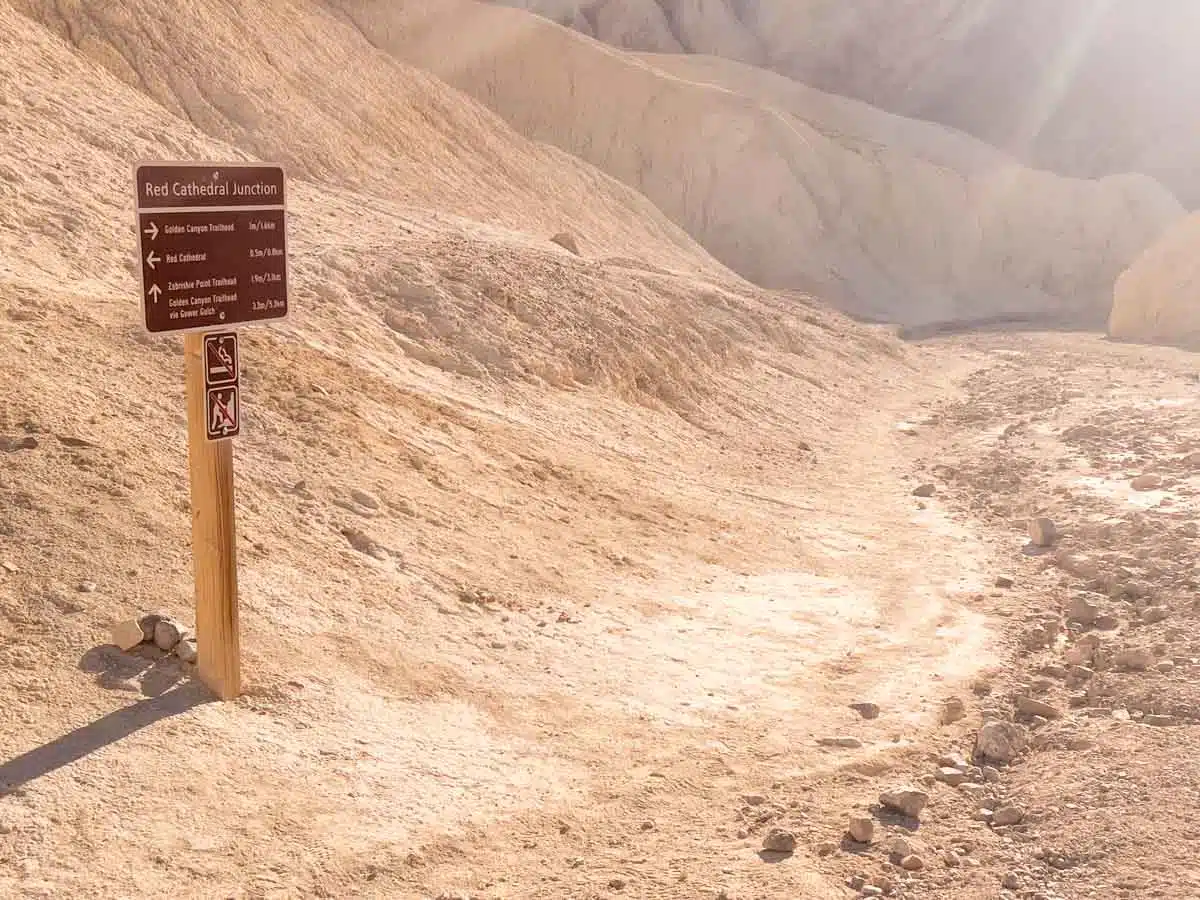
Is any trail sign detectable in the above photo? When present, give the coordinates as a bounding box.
[133,162,289,334]
[130,161,291,701]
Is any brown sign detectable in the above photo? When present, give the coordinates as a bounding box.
[134,162,289,334]
[203,331,241,441]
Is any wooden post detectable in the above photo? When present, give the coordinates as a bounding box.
[184,332,241,700]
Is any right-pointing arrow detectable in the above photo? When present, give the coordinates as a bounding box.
[143,221,159,241]
[147,284,162,303]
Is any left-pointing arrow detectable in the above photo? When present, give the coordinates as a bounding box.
[147,284,162,303]
[146,250,160,270]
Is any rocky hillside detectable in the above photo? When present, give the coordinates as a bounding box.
[333,0,1182,327]
[1109,213,1200,350]
[497,0,1200,208]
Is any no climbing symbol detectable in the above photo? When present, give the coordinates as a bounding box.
[206,386,240,441]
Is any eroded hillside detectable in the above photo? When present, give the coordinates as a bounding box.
[329,0,1182,327]
[498,0,1200,208]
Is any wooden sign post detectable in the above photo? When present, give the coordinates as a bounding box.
[133,162,289,700]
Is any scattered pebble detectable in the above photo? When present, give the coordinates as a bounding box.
[975,720,1029,764]
[912,483,936,498]
[815,840,837,857]
[818,736,863,749]
[1130,474,1162,491]
[879,787,929,819]
[1114,647,1156,671]
[847,815,874,844]
[153,619,183,652]
[78,581,97,593]
[175,637,198,664]
[982,766,1001,783]
[994,575,1014,588]
[900,854,926,871]
[1067,594,1101,625]
[940,697,967,725]
[992,805,1025,826]
[1016,696,1063,720]
[761,828,796,854]
[1141,606,1170,624]
[850,702,880,720]
[1028,517,1057,547]
[111,620,145,652]
[936,767,968,787]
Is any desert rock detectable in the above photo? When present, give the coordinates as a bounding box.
[847,815,874,844]
[975,721,1029,764]
[1028,517,1057,547]
[153,619,183,652]
[879,787,929,819]
[111,620,145,652]
[761,828,796,853]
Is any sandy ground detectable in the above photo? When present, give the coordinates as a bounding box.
[5,323,1197,900]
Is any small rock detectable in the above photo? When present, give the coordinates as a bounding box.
[900,854,926,871]
[1130,474,1162,492]
[1141,606,1170,624]
[175,637,198,664]
[818,736,863,749]
[1002,873,1021,890]
[1068,594,1102,625]
[0,561,18,574]
[975,720,1029,764]
[992,805,1024,826]
[153,619,183,651]
[848,875,866,891]
[138,613,165,642]
[761,828,796,853]
[959,783,989,800]
[78,581,97,593]
[1028,517,1057,547]
[936,767,968,786]
[942,849,961,867]
[937,752,969,770]
[111,620,145,652]
[940,697,967,725]
[847,815,875,844]
[1016,696,1063,720]
[1143,714,1176,727]
[860,888,883,898]
[974,807,994,823]
[994,575,1014,588]
[879,787,929,819]
[742,794,767,806]
[1040,663,1068,679]
[982,766,1001,783]
[350,488,380,510]
[1095,614,1120,630]
[888,836,918,858]
[1113,708,1131,721]
[549,231,581,255]
[1114,647,1156,671]
[815,840,837,857]
[912,483,936,498]
[850,702,880,720]
[871,875,895,894]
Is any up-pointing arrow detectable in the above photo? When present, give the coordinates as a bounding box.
[146,250,160,270]
[147,284,162,303]
[143,221,159,241]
